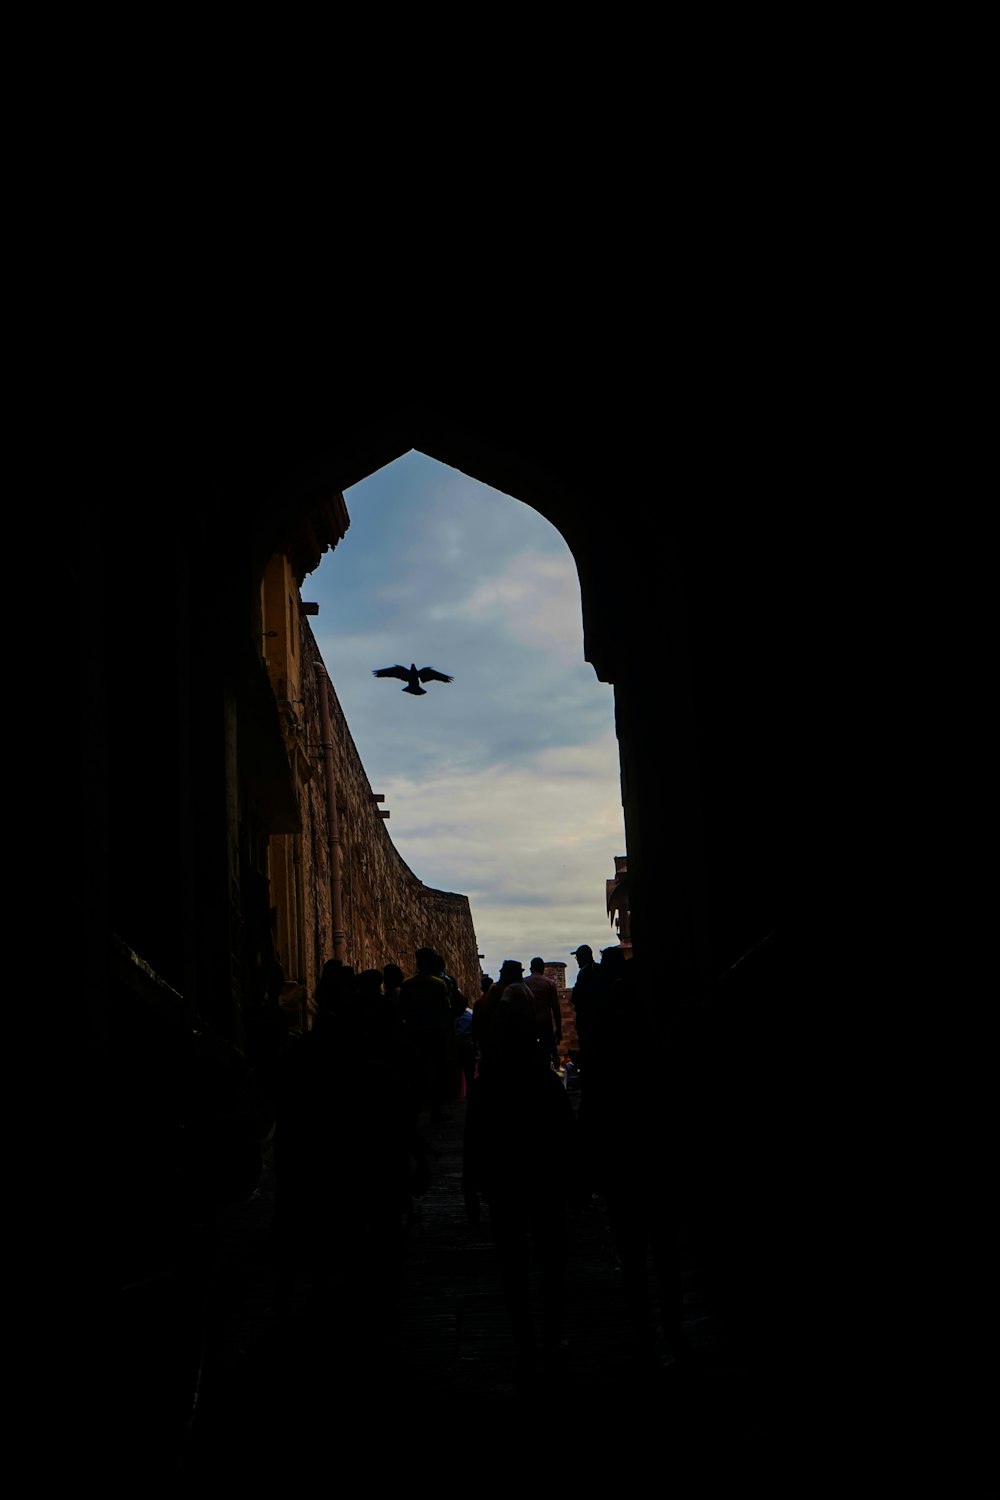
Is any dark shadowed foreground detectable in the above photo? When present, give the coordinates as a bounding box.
[163,1094,775,1487]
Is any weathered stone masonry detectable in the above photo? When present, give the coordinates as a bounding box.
[308,627,480,1002]
[262,550,480,1010]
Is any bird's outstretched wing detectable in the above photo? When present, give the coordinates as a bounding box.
[417,667,454,683]
[373,666,411,681]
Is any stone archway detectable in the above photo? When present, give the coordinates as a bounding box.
[76,382,776,1038]
[249,400,766,995]
[67,363,786,1474]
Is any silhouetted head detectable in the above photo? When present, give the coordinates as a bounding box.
[571,945,593,966]
[415,947,437,974]
[494,1002,537,1063]
[315,959,340,1005]
[498,959,524,984]
[529,957,545,974]
[600,946,627,978]
[480,973,493,994]
[383,963,404,992]
[315,961,355,1014]
[357,968,384,1000]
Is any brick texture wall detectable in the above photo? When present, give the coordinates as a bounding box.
[278,618,481,1006]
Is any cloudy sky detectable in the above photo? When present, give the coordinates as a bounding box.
[307,451,626,981]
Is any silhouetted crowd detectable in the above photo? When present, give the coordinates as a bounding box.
[262,941,684,1386]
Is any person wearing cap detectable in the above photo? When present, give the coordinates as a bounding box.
[472,959,532,1073]
[523,958,562,1068]
[570,944,601,1064]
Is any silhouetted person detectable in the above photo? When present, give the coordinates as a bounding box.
[356,967,385,1001]
[271,959,413,1337]
[599,944,628,984]
[399,947,454,1123]
[570,944,602,1066]
[243,958,294,1138]
[432,950,465,1101]
[383,962,405,1019]
[279,977,308,1037]
[580,955,685,1368]
[270,962,354,1314]
[356,966,387,1042]
[472,959,534,1074]
[463,988,585,1386]
[455,998,477,1099]
[312,958,357,1033]
[523,957,563,1066]
[432,951,467,1018]
[355,964,431,1263]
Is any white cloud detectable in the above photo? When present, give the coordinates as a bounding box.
[375,731,625,975]
[436,550,585,666]
[311,452,629,979]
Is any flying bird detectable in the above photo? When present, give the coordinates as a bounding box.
[373,663,454,695]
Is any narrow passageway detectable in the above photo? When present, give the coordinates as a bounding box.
[177,1094,764,1484]
[73,367,785,1489]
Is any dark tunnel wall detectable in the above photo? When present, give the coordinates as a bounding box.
[65,360,787,1453]
[75,368,779,1027]
[243,389,780,986]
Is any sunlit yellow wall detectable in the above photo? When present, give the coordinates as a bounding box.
[260,554,301,710]
[257,555,480,1007]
